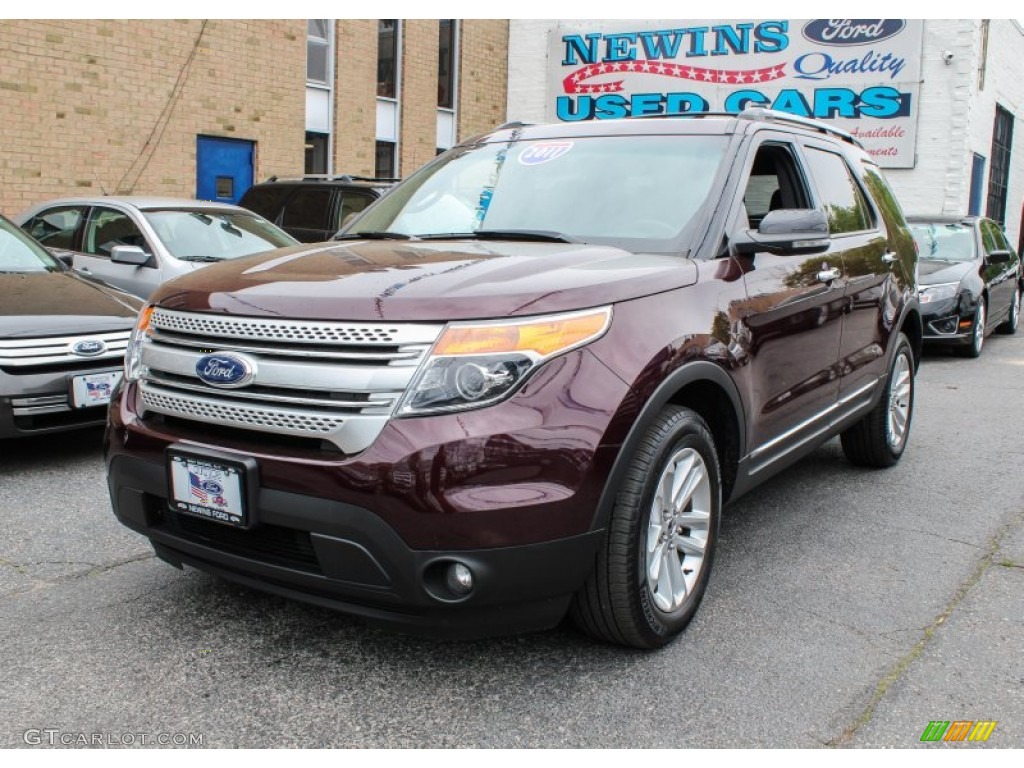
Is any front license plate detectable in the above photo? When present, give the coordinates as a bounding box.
[70,371,122,408]
[168,453,247,528]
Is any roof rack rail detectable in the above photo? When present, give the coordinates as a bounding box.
[264,174,399,184]
[737,107,862,146]
[627,108,862,147]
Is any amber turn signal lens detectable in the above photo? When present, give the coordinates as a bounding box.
[433,308,611,358]
[137,305,155,334]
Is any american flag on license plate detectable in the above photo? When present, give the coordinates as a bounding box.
[189,472,208,503]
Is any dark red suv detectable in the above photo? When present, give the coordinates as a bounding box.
[106,110,921,648]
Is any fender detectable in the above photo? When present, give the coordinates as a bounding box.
[589,360,746,533]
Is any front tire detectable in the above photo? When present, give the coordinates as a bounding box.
[841,333,915,468]
[957,298,987,357]
[570,406,721,649]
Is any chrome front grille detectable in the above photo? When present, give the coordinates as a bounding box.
[151,308,430,346]
[139,310,443,452]
[0,331,130,368]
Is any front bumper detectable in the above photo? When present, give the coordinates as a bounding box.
[109,452,602,637]
[0,366,120,438]
[920,298,974,344]
[106,348,629,637]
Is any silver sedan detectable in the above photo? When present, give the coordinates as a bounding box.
[15,196,298,298]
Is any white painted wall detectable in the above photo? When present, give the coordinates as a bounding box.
[507,19,1024,248]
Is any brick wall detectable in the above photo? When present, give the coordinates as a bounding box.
[399,20,440,177]
[334,19,378,177]
[458,20,509,140]
[0,19,306,217]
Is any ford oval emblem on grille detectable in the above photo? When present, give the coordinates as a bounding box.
[71,339,107,357]
[195,353,256,388]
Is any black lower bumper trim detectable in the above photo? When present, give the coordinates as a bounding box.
[108,453,603,638]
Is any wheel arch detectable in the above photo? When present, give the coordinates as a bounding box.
[591,361,746,532]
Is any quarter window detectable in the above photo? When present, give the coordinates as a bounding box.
[804,148,875,235]
[23,206,85,250]
[281,188,333,231]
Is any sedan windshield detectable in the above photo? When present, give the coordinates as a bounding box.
[143,210,297,261]
[345,134,729,252]
[0,217,62,273]
[909,222,976,262]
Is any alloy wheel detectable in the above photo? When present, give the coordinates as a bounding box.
[887,351,913,449]
[645,447,712,613]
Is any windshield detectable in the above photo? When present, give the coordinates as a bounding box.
[909,222,976,262]
[143,210,297,260]
[0,217,62,273]
[345,134,729,252]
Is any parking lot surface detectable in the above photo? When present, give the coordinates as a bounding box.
[2,335,1022,748]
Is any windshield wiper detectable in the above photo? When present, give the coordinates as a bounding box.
[333,231,413,241]
[177,255,226,262]
[419,229,577,243]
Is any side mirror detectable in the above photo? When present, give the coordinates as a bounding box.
[986,249,1012,265]
[733,209,830,256]
[47,248,74,267]
[110,245,154,267]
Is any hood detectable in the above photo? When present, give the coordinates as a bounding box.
[918,258,975,286]
[149,240,699,321]
[0,271,142,339]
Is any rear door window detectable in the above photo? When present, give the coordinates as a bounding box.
[804,148,876,234]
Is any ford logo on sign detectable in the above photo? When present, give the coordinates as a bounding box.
[802,19,905,47]
[71,339,107,357]
[195,353,255,388]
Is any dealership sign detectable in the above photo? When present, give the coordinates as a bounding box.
[548,19,923,167]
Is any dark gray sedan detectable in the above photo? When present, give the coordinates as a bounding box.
[0,215,141,438]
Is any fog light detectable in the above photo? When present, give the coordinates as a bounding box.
[445,562,474,596]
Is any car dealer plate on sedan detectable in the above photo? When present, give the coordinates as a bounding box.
[70,371,121,408]
[168,453,247,527]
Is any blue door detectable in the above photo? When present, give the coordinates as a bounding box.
[196,136,254,205]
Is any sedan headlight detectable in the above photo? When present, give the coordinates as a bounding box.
[124,305,154,382]
[398,307,612,416]
[918,282,959,304]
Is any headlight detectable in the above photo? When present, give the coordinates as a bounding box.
[919,283,959,304]
[397,307,612,416]
[124,305,154,382]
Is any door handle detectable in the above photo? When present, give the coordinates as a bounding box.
[816,267,841,283]
[882,252,898,264]
[77,266,91,273]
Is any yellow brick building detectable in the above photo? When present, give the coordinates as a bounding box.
[0,19,509,216]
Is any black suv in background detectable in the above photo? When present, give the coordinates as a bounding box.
[237,175,394,242]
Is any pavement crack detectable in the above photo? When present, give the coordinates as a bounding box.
[826,510,1024,748]
[0,556,29,574]
[877,521,986,551]
[996,559,1024,569]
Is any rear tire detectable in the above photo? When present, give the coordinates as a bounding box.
[570,406,721,649]
[998,285,1020,335]
[841,333,915,468]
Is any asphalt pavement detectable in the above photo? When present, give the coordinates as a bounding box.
[1,332,1022,748]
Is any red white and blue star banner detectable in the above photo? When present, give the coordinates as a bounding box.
[548,20,923,168]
